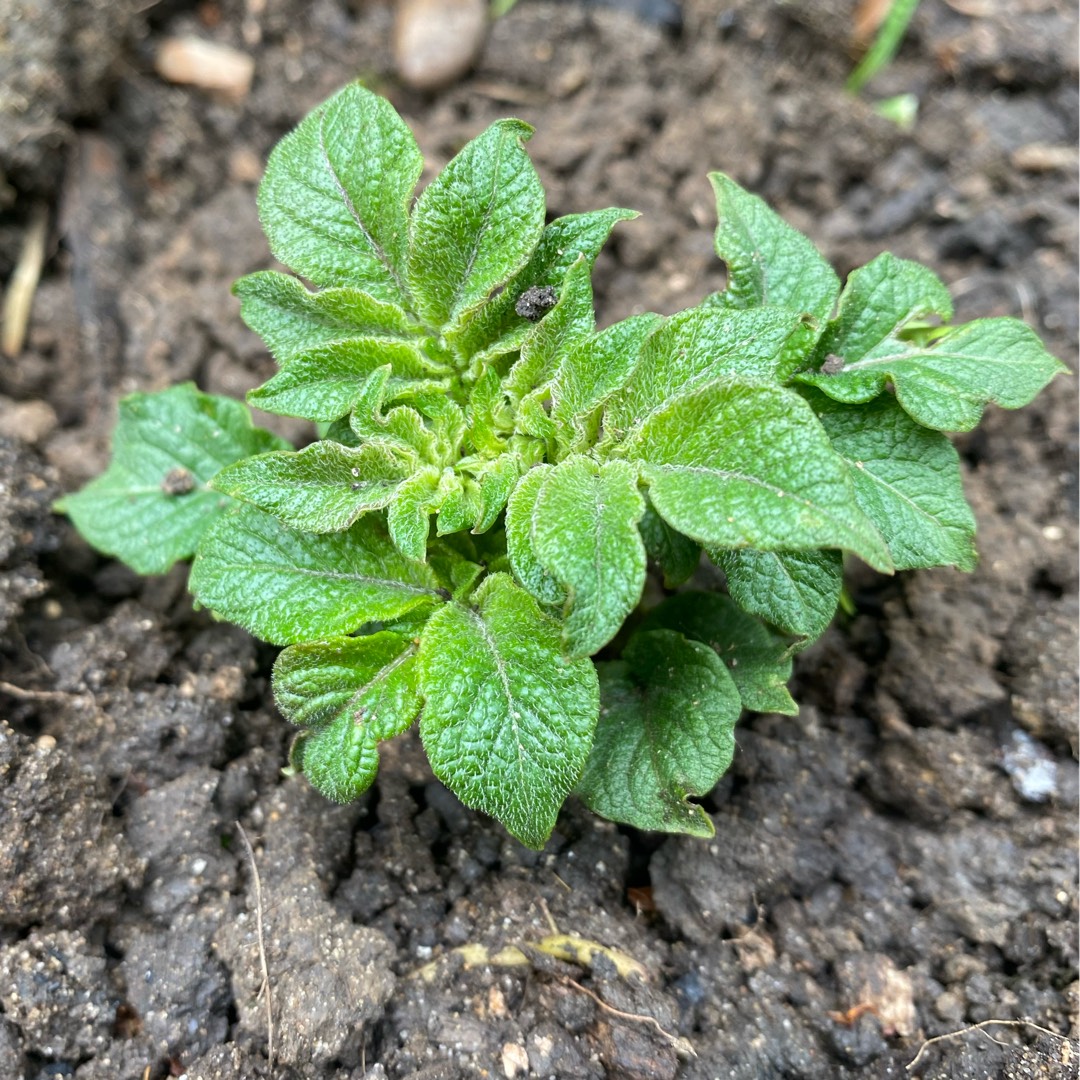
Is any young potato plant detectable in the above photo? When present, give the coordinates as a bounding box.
[59,84,1066,848]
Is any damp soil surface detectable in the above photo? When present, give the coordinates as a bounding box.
[0,1,1077,1078]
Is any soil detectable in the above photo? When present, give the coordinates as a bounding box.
[0,1,1077,1078]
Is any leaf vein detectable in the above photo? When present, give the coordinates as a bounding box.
[316,112,409,301]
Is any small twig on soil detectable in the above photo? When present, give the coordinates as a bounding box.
[538,896,560,935]
[827,1002,880,1026]
[2,203,48,358]
[236,822,275,1076]
[906,1019,1071,1071]
[559,975,696,1059]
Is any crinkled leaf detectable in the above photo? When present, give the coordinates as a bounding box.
[258,82,420,302]
[637,501,701,587]
[505,466,566,606]
[550,313,662,454]
[806,389,977,571]
[211,441,412,533]
[811,252,953,370]
[434,470,481,536]
[450,208,637,360]
[625,380,894,571]
[233,271,422,366]
[413,393,466,466]
[248,340,436,421]
[514,392,557,444]
[713,547,843,644]
[577,630,741,837]
[640,592,796,714]
[707,172,840,327]
[274,632,421,801]
[427,537,485,601]
[418,573,599,848]
[189,505,441,644]
[467,366,510,456]
[532,457,646,658]
[604,306,809,443]
[408,120,545,330]
[388,467,441,559]
[348,367,438,462]
[504,257,596,403]
[473,453,523,533]
[57,384,288,575]
[796,318,1068,432]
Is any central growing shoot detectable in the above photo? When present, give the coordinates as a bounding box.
[60,83,1066,847]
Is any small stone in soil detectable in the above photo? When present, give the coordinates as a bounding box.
[1000,729,1058,803]
[393,0,489,92]
[155,36,255,102]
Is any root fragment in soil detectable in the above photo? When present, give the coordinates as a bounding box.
[906,1019,1074,1071]
[237,822,275,1076]
[559,974,696,1059]
[1,203,48,358]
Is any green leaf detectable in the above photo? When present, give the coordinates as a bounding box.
[418,573,599,848]
[531,457,646,657]
[348,367,438,462]
[210,441,412,533]
[258,82,421,303]
[323,416,361,447]
[413,393,467,466]
[797,318,1068,432]
[466,366,510,456]
[640,592,797,714]
[189,505,441,644]
[274,632,421,801]
[577,629,741,837]
[604,306,808,442]
[431,472,476,537]
[550,313,662,454]
[806,389,977,571]
[57,384,288,575]
[247,340,437,421]
[812,253,953,370]
[624,380,894,571]
[388,467,441,559]
[514,392,557,445]
[714,548,843,644]
[233,271,422,366]
[707,172,840,326]
[504,256,596,404]
[638,501,701,587]
[408,120,545,330]
[523,208,635,286]
[505,466,566,606]
[847,0,921,93]
[449,208,637,360]
[473,453,523,533]
[427,537,485,600]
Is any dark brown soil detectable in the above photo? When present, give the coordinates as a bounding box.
[0,2,1077,1078]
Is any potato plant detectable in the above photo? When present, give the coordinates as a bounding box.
[59,84,1065,847]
